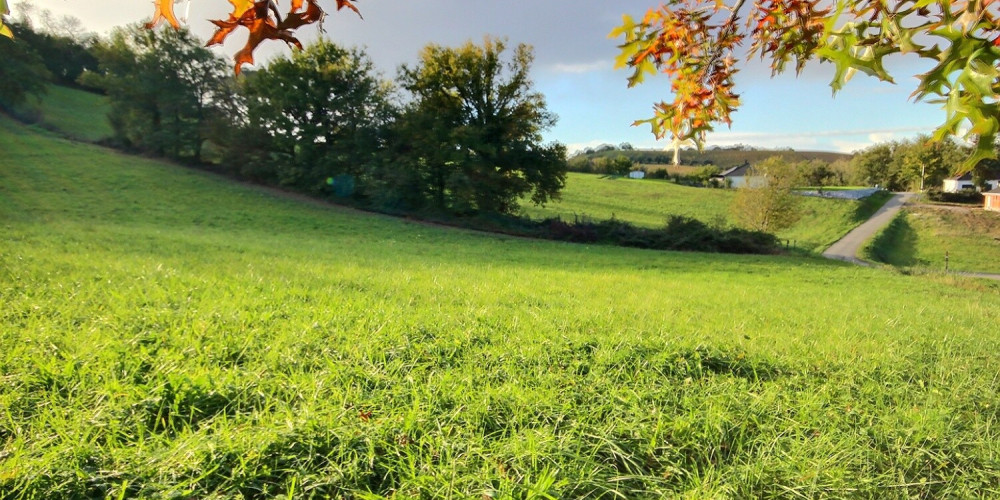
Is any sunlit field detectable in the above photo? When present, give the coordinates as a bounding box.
[865,205,1000,274]
[524,173,893,253]
[3,117,1000,497]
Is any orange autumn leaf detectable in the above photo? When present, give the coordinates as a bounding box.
[205,0,360,74]
[145,0,181,29]
[149,0,361,74]
[334,0,361,18]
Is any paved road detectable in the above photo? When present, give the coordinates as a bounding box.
[821,193,1000,281]
[821,192,915,265]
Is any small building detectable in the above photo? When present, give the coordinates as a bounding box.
[628,170,646,179]
[942,172,977,192]
[943,172,1000,192]
[711,162,765,188]
[985,188,1000,212]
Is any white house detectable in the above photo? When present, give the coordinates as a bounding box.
[942,172,977,192]
[942,172,1000,192]
[628,170,646,179]
[712,163,766,188]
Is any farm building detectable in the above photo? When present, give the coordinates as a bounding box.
[985,188,1000,212]
[711,163,766,188]
[943,172,977,192]
[943,172,1000,192]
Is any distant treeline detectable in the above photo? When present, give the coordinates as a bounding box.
[572,143,851,168]
[573,139,1000,192]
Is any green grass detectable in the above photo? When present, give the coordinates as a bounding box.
[865,206,1000,274]
[11,84,111,142]
[3,116,1000,498]
[525,173,892,252]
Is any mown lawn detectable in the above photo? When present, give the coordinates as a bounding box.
[864,205,1000,274]
[2,117,1000,498]
[524,173,892,252]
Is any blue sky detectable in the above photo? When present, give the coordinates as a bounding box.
[24,0,946,153]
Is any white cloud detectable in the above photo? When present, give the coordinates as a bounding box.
[831,140,873,154]
[867,132,900,143]
[548,60,608,74]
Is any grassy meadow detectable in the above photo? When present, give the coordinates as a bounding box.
[11,85,112,143]
[3,115,1000,498]
[865,206,1000,274]
[524,173,893,253]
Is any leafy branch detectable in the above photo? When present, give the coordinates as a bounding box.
[146,0,361,73]
[614,0,1000,169]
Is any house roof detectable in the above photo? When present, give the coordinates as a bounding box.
[948,172,974,182]
[718,164,752,178]
[987,187,1000,195]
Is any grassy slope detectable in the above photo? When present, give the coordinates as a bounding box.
[525,173,892,252]
[13,84,112,142]
[2,118,1000,498]
[865,206,1000,274]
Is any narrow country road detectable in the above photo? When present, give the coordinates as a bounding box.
[821,192,915,265]
[821,193,1000,281]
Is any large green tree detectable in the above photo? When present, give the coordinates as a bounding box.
[229,39,394,191]
[84,25,229,161]
[896,135,966,190]
[394,38,567,215]
[0,32,49,111]
[6,6,97,88]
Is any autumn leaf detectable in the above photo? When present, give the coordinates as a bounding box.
[229,0,255,17]
[1,0,13,38]
[145,0,181,29]
[278,0,324,31]
[207,0,361,74]
[334,0,361,18]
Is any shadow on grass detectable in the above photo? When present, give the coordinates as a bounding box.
[866,213,922,267]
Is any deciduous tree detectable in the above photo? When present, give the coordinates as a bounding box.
[732,156,801,232]
[392,38,567,215]
[229,40,394,190]
[614,1,1000,168]
[0,32,49,110]
[84,25,229,161]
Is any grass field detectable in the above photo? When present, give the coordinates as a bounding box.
[12,85,112,142]
[3,115,1000,497]
[524,173,893,253]
[864,206,1000,274]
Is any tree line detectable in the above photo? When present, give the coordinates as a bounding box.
[2,20,567,218]
[850,137,1000,192]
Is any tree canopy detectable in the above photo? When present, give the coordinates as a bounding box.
[230,39,394,189]
[83,25,230,161]
[392,38,566,215]
[613,1,1000,168]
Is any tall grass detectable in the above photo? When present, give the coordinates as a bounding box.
[2,117,1000,497]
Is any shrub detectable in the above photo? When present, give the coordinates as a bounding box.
[926,188,984,204]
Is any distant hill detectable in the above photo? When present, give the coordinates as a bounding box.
[574,145,852,169]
